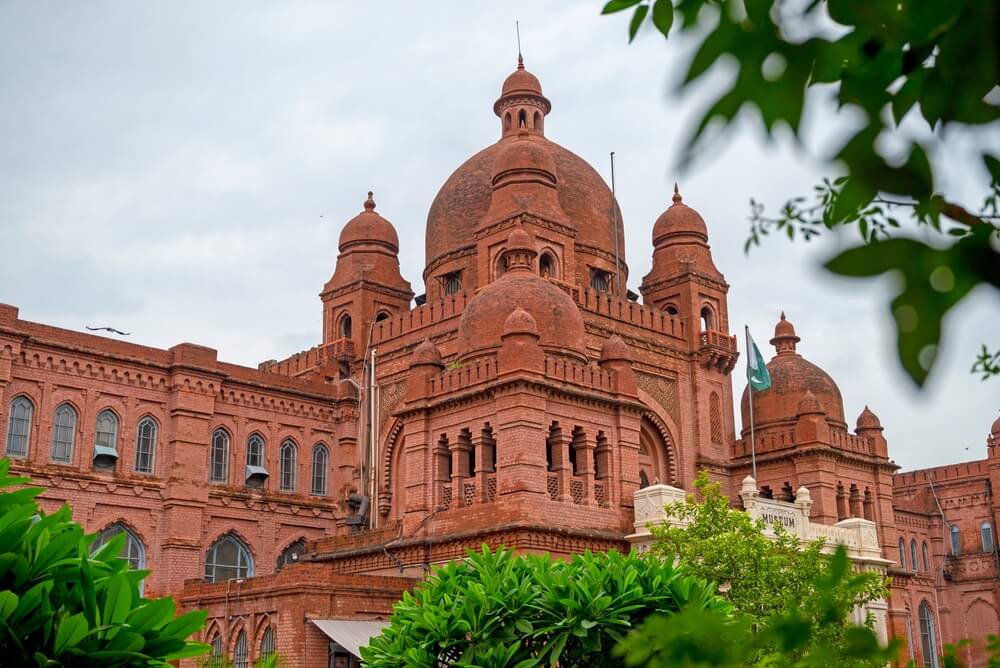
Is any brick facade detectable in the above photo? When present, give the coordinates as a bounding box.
[2,57,997,667]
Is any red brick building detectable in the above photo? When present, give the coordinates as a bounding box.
[2,57,997,667]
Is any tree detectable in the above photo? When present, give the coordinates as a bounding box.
[361,545,728,668]
[647,472,886,663]
[0,458,209,666]
[603,0,999,387]
[616,545,901,667]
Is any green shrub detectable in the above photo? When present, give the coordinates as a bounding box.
[361,545,728,667]
[0,458,208,666]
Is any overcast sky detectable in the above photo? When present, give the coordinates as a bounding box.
[1,2,996,472]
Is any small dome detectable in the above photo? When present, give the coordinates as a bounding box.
[773,311,799,343]
[600,335,631,362]
[339,192,400,252]
[857,405,882,430]
[506,224,534,252]
[652,184,708,246]
[503,307,539,336]
[797,390,823,416]
[991,415,1000,436]
[411,338,443,367]
[501,55,543,98]
[492,134,557,186]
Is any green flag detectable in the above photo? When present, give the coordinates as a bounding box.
[746,327,771,391]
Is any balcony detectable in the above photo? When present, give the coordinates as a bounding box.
[321,337,355,362]
[698,329,738,373]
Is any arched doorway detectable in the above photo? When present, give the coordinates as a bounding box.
[638,415,674,488]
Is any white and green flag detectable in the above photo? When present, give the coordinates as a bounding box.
[745,327,771,391]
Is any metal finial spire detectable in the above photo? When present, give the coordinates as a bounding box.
[516,21,523,68]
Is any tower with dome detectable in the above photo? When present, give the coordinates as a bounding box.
[1,56,997,666]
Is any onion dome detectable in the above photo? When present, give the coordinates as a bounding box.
[740,312,846,433]
[600,335,631,362]
[652,184,708,246]
[411,338,444,368]
[458,227,585,360]
[856,406,882,430]
[339,192,400,252]
[503,307,539,337]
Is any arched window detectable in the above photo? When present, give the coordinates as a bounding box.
[518,109,527,128]
[50,403,77,463]
[910,539,919,572]
[209,632,223,659]
[922,541,930,573]
[277,539,306,571]
[375,310,391,322]
[92,523,145,571]
[442,272,462,296]
[918,601,938,668]
[533,111,541,130]
[134,416,157,474]
[664,304,679,316]
[279,440,297,492]
[982,522,995,553]
[504,112,512,131]
[539,252,556,278]
[898,538,907,569]
[339,314,352,339]
[95,410,119,453]
[639,470,650,489]
[246,434,264,468]
[700,306,713,331]
[4,395,33,458]
[311,443,329,495]
[590,269,610,293]
[950,524,961,556]
[259,626,276,663]
[210,429,230,483]
[233,629,248,668]
[204,534,254,582]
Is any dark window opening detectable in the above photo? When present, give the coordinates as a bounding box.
[590,269,610,293]
[539,253,555,278]
[442,272,462,296]
[518,109,527,128]
[700,306,712,331]
[339,314,352,339]
[665,304,679,316]
[375,311,390,322]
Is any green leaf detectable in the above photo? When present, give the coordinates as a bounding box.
[601,0,642,14]
[54,613,88,655]
[628,4,649,42]
[651,0,674,37]
[103,574,132,627]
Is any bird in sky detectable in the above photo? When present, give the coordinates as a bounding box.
[86,326,130,336]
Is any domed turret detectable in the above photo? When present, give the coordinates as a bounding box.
[740,312,846,434]
[600,335,631,363]
[494,55,551,138]
[338,192,400,252]
[411,338,444,368]
[457,227,586,361]
[652,184,708,246]
[856,406,882,431]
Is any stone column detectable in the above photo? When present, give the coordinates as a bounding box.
[550,429,573,503]
[575,431,596,506]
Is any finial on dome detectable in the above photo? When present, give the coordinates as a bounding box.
[364,191,375,212]
[517,53,524,70]
[673,182,682,204]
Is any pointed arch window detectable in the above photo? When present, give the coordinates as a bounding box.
[259,626,276,663]
[209,633,223,659]
[277,539,306,571]
[910,539,919,572]
[4,396,33,458]
[50,403,77,463]
[210,429,230,483]
[339,314,352,339]
[246,434,264,468]
[921,541,930,573]
[134,416,157,474]
[898,538,907,569]
[92,523,146,571]
[233,629,248,668]
[982,522,995,553]
[539,252,556,279]
[279,439,297,492]
[700,305,713,331]
[918,601,938,668]
[204,533,253,582]
[95,410,119,452]
[950,524,961,556]
[311,443,329,496]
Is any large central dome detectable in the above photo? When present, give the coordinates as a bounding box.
[424,58,625,282]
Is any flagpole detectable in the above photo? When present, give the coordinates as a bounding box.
[746,325,758,481]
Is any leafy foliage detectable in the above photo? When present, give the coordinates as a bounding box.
[603,0,999,386]
[616,545,900,667]
[361,545,728,667]
[0,458,208,666]
[648,472,886,663]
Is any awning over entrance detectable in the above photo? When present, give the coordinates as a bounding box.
[310,619,390,659]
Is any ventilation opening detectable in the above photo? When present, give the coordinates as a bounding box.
[590,269,611,293]
[442,271,462,296]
